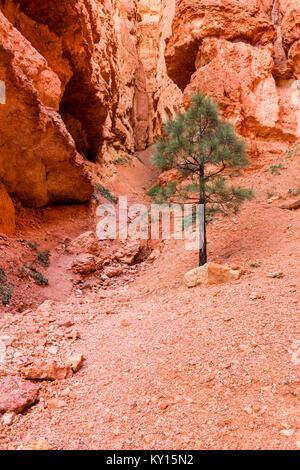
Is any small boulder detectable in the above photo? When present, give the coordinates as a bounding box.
[280,199,300,210]
[249,292,264,300]
[184,262,241,288]
[47,398,67,409]
[0,376,40,414]
[115,240,142,265]
[67,231,100,256]
[66,353,84,372]
[22,440,53,450]
[20,360,73,381]
[95,256,105,270]
[3,412,15,425]
[36,300,58,316]
[104,265,124,278]
[71,254,96,274]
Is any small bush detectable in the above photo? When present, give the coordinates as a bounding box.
[268,164,285,175]
[113,151,144,166]
[20,263,49,286]
[37,250,51,267]
[20,240,51,268]
[288,186,300,197]
[250,262,262,268]
[0,267,14,305]
[280,143,300,160]
[93,185,118,205]
[270,272,284,279]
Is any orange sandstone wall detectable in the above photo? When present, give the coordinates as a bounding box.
[0,0,299,234]
[0,0,149,220]
[164,0,300,157]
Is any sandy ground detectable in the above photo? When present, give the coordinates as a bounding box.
[0,148,299,450]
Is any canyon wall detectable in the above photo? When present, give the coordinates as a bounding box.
[137,0,182,144]
[164,0,300,157]
[0,0,300,234]
[0,0,149,228]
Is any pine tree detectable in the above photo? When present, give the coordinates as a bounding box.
[148,93,254,266]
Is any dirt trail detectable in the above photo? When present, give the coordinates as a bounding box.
[0,150,299,450]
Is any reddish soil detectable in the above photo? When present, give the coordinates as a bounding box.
[0,203,94,313]
[0,148,158,314]
[0,149,299,450]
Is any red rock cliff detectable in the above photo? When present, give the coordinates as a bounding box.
[0,0,299,234]
[164,0,300,157]
[0,0,149,225]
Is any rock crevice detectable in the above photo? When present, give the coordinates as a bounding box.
[0,0,150,218]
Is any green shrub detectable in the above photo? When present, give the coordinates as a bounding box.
[0,267,14,305]
[268,164,285,175]
[20,263,49,286]
[37,250,51,267]
[250,262,262,268]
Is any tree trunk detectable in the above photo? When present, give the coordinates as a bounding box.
[198,197,207,266]
[199,163,207,266]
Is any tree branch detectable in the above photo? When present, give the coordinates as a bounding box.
[205,162,226,180]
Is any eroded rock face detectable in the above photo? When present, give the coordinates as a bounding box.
[137,0,182,142]
[0,5,93,208]
[112,1,149,152]
[0,181,15,234]
[2,0,148,159]
[165,0,300,157]
[166,0,276,91]
[0,0,149,219]
[0,0,300,226]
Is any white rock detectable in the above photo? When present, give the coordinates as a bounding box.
[184,262,241,288]
[289,340,300,365]
[0,340,6,366]
[66,353,84,372]
[3,412,15,425]
[280,429,294,437]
